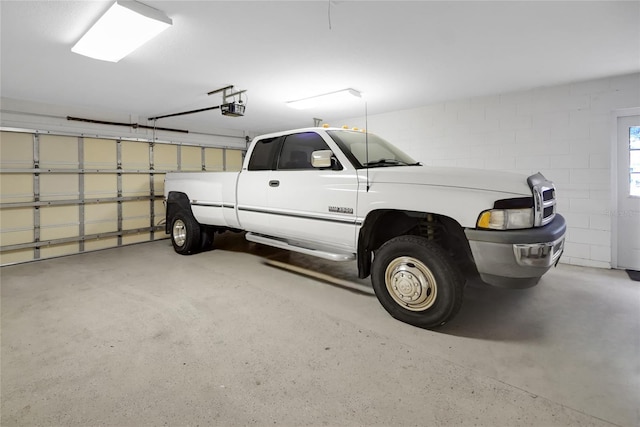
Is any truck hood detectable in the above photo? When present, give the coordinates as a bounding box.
[367,166,532,196]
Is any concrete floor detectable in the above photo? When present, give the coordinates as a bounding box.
[1,233,639,427]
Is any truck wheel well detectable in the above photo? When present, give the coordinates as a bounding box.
[165,191,193,234]
[357,210,476,279]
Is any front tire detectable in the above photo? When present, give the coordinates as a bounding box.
[371,235,464,329]
[171,211,201,255]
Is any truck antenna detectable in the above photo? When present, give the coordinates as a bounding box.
[365,101,370,192]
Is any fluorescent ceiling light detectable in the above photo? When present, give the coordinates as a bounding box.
[286,88,362,110]
[72,1,172,62]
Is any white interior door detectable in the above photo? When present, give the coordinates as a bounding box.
[616,115,640,270]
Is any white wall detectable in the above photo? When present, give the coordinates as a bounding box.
[342,72,640,269]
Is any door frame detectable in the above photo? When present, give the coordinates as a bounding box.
[610,107,640,269]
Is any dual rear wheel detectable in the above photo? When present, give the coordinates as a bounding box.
[170,211,214,255]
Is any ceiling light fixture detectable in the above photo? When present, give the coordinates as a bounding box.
[286,88,362,110]
[72,0,172,62]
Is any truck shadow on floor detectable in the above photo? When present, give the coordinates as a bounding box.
[438,277,546,341]
[208,231,546,341]
[209,231,373,294]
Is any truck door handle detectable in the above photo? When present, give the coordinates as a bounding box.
[269,180,280,187]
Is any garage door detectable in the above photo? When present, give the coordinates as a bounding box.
[0,130,244,265]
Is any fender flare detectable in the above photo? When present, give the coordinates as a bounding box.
[165,191,193,234]
[357,210,419,279]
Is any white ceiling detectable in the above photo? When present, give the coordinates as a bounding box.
[1,1,639,135]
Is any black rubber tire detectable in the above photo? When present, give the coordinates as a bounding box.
[170,211,201,255]
[371,235,464,329]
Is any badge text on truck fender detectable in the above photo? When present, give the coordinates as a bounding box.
[329,206,354,214]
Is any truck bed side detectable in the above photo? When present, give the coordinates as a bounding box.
[164,172,240,228]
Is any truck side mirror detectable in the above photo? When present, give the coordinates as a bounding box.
[311,150,333,168]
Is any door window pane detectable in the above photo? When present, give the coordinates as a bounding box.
[277,132,330,170]
[630,126,640,197]
[248,137,280,170]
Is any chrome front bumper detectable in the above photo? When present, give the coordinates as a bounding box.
[465,215,566,289]
[514,237,565,268]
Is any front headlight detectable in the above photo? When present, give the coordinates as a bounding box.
[477,208,534,230]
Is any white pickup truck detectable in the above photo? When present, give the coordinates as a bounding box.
[164,127,565,328]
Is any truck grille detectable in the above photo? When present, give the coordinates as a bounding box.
[528,173,557,227]
[534,185,556,226]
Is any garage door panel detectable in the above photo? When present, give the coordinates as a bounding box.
[155,144,177,171]
[40,205,78,227]
[40,224,80,241]
[181,146,202,171]
[225,149,244,171]
[1,208,35,246]
[84,138,117,169]
[85,174,118,198]
[122,175,149,197]
[205,148,224,171]
[123,200,149,229]
[0,131,35,202]
[123,217,149,229]
[0,249,34,265]
[123,233,150,244]
[40,242,79,259]
[121,141,149,169]
[0,208,33,229]
[85,237,118,251]
[40,206,79,240]
[40,174,79,201]
[85,203,117,234]
[0,174,33,203]
[39,135,78,169]
[153,173,165,195]
[0,132,33,167]
[153,200,165,225]
[123,200,149,217]
[0,229,33,246]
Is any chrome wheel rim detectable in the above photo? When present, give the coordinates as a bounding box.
[385,256,437,311]
[172,219,187,247]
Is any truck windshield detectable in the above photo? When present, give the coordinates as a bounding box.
[327,130,420,169]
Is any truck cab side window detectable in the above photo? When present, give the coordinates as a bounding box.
[277,132,334,170]
[248,137,281,170]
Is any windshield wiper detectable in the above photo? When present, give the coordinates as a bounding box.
[363,159,421,167]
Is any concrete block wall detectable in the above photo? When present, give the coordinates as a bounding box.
[342,72,640,269]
